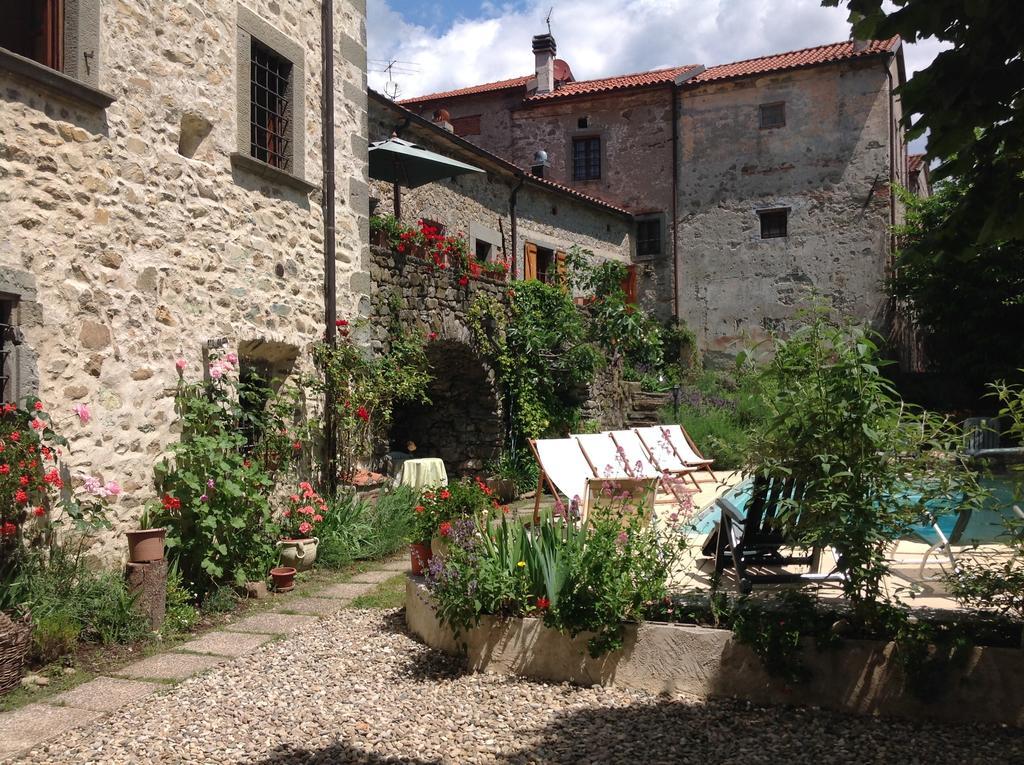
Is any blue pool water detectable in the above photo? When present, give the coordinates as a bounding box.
[690,476,1021,545]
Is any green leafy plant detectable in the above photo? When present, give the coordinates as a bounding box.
[311,312,431,485]
[161,563,199,638]
[743,311,982,612]
[157,354,282,597]
[316,487,416,568]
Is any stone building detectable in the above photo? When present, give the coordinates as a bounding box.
[400,35,911,360]
[366,91,635,473]
[0,1,369,553]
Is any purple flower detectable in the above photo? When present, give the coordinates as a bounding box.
[200,494,208,502]
[207,479,215,489]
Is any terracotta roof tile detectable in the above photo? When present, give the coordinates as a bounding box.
[399,75,531,105]
[688,37,901,86]
[524,64,701,101]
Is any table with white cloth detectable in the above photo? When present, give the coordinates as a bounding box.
[394,457,448,492]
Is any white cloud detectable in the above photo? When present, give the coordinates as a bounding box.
[368,0,943,100]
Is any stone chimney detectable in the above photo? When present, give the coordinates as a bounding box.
[531,149,550,178]
[532,33,557,94]
[432,108,453,132]
[852,36,870,53]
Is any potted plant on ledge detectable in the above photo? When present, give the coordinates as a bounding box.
[277,481,326,572]
[126,499,169,564]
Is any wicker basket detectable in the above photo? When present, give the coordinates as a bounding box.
[0,611,32,695]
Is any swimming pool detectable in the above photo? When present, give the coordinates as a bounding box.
[688,474,1022,545]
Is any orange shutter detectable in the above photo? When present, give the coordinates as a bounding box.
[621,264,638,304]
[524,242,538,281]
[555,250,567,288]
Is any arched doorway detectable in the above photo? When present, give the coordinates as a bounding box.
[390,340,503,476]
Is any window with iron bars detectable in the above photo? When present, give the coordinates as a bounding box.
[0,297,16,405]
[250,39,293,171]
[572,136,601,181]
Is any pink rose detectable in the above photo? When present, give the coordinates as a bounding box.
[105,481,122,496]
[73,403,91,425]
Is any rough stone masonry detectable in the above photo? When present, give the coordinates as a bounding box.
[0,0,368,560]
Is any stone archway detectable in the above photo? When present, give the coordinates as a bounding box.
[390,340,503,476]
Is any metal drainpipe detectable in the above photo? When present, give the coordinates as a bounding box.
[671,84,680,321]
[509,175,525,280]
[321,0,337,495]
[885,59,897,254]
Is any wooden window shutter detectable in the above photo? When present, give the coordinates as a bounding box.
[621,265,638,304]
[555,250,567,287]
[42,0,64,71]
[524,242,538,281]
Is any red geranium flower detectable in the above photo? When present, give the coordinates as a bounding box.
[536,597,550,610]
[458,276,469,286]
[33,506,46,517]
[414,505,425,514]
[440,489,451,500]
[356,406,370,422]
[335,319,349,327]
[33,401,43,411]
[14,489,28,504]
[0,522,17,537]
[161,494,181,512]
[438,521,452,537]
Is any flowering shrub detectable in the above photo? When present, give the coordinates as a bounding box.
[370,215,509,282]
[280,481,328,539]
[1,400,60,545]
[158,353,284,596]
[412,477,497,542]
[426,487,689,656]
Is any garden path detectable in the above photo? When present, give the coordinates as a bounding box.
[3,579,1023,764]
[0,558,408,763]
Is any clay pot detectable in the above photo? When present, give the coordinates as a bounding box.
[277,537,319,572]
[486,478,518,504]
[125,528,166,563]
[270,566,296,593]
[409,542,432,575]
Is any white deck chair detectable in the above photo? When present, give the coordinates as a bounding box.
[532,438,594,506]
[574,432,632,479]
[637,425,716,483]
[609,429,696,506]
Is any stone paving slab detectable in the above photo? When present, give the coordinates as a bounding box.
[222,612,319,634]
[174,630,275,657]
[276,597,346,615]
[45,676,163,713]
[0,703,103,759]
[114,652,225,681]
[379,557,409,572]
[316,582,375,600]
[350,569,401,583]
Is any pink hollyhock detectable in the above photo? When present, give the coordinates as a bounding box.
[73,403,91,425]
[175,358,187,371]
[105,481,122,496]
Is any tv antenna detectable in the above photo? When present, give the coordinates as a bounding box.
[545,7,553,35]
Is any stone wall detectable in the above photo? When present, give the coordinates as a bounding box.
[366,245,507,475]
[0,0,368,559]
[676,59,896,362]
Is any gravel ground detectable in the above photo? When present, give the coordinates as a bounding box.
[10,609,1024,765]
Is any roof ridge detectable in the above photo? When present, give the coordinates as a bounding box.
[556,62,697,86]
[704,36,898,71]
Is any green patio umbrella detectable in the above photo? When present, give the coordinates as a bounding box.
[368,136,485,220]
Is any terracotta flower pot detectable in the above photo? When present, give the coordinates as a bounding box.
[277,537,319,572]
[270,566,296,593]
[410,542,432,575]
[126,528,166,563]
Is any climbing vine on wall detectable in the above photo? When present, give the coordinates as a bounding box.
[468,282,600,450]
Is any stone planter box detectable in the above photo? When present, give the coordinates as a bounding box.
[406,577,1024,727]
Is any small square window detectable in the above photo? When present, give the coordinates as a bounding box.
[573,136,601,181]
[474,239,493,262]
[759,102,786,129]
[758,209,789,239]
[636,219,661,259]
[250,39,293,171]
[577,116,589,129]
[1,0,63,71]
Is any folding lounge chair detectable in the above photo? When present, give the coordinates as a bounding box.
[608,429,696,505]
[635,425,716,486]
[530,437,595,523]
[713,474,844,593]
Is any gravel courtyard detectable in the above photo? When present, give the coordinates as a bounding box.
[10,609,1024,765]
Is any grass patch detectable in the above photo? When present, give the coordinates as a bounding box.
[346,574,407,609]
